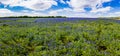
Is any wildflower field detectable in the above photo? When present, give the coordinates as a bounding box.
[0,18,120,56]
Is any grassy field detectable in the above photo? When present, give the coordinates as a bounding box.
[0,18,120,56]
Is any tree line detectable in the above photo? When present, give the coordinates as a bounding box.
[0,16,66,18]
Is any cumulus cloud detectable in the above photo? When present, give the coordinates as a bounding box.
[60,0,66,4]
[0,8,118,17]
[0,9,14,17]
[49,8,73,16]
[0,8,48,17]
[0,0,116,17]
[0,9,13,13]
[0,0,57,10]
[91,6,112,13]
[115,12,120,14]
[48,7,117,17]
[68,0,112,12]
[49,11,58,16]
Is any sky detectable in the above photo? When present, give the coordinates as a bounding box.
[0,0,120,17]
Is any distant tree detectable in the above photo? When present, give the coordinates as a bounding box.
[0,16,67,18]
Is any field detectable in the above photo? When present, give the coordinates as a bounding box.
[0,18,120,56]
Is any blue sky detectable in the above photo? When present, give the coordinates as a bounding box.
[0,0,120,17]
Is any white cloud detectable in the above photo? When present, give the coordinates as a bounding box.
[49,11,58,15]
[48,7,118,17]
[91,6,112,13]
[68,0,112,12]
[0,8,119,17]
[0,9,14,17]
[0,8,48,17]
[0,9,13,13]
[60,0,66,4]
[0,0,118,17]
[115,12,120,14]
[0,0,57,11]
[48,8,73,16]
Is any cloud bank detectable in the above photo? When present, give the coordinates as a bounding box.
[68,0,112,12]
[0,0,119,17]
[0,0,57,10]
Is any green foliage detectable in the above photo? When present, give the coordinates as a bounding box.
[0,19,120,56]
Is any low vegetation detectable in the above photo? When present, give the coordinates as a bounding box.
[0,18,120,56]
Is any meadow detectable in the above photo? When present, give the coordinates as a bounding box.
[0,18,120,56]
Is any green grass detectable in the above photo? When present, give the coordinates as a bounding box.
[0,19,120,56]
